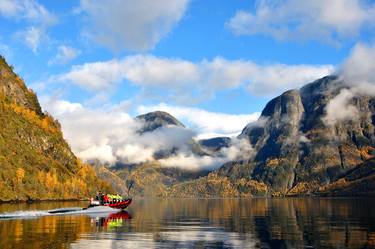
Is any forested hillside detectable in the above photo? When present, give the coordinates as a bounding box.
[0,56,112,201]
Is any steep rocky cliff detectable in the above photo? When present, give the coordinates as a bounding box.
[0,56,112,201]
[227,75,375,195]
[168,76,375,196]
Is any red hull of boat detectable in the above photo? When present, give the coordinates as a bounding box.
[106,199,132,210]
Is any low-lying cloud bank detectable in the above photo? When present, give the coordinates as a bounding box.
[137,103,260,139]
[42,98,255,170]
[158,137,254,171]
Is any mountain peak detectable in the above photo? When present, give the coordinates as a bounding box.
[135,111,184,133]
[300,75,339,94]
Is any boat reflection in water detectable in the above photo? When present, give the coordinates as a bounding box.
[90,211,131,229]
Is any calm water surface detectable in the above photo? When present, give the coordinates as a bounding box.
[0,198,375,249]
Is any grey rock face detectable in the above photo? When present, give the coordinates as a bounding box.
[199,137,231,152]
[232,76,375,193]
[135,111,184,134]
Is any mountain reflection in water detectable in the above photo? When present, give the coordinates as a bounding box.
[0,198,375,249]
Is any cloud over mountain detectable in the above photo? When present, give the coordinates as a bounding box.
[323,42,375,126]
[41,98,255,170]
[137,103,260,138]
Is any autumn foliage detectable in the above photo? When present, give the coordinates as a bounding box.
[0,56,112,201]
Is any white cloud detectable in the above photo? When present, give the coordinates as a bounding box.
[323,42,375,127]
[49,45,81,65]
[246,64,334,96]
[0,0,56,24]
[21,26,44,53]
[323,88,359,126]
[79,144,116,163]
[79,0,190,52]
[0,0,21,17]
[56,55,333,98]
[40,98,135,164]
[58,59,125,91]
[159,138,254,170]
[159,154,222,171]
[137,103,260,138]
[115,144,155,164]
[40,97,256,170]
[226,0,375,44]
[340,42,375,86]
[220,138,254,161]
[0,0,57,52]
[123,55,199,87]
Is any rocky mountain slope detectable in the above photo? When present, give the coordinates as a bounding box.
[136,111,185,134]
[167,76,375,197]
[0,56,112,201]
[199,137,231,152]
[111,162,209,197]
[318,158,375,196]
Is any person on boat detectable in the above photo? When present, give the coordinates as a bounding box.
[108,194,118,203]
[103,194,109,204]
[107,194,114,203]
[98,191,104,205]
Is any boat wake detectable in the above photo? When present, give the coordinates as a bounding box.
[0,206,119,220]
[0,210,50,219]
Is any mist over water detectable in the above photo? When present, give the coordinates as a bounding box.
[0,198,375,249]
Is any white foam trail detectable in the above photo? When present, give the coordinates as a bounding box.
[0,206,120,219]
[77,206,119,214]
[0,210,50,219]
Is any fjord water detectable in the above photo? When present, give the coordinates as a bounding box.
[0,198,374,249]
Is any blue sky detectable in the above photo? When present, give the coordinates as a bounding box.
[1,1,361,60]
[0,0,374,144]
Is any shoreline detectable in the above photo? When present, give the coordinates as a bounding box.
[2,195,375,204]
